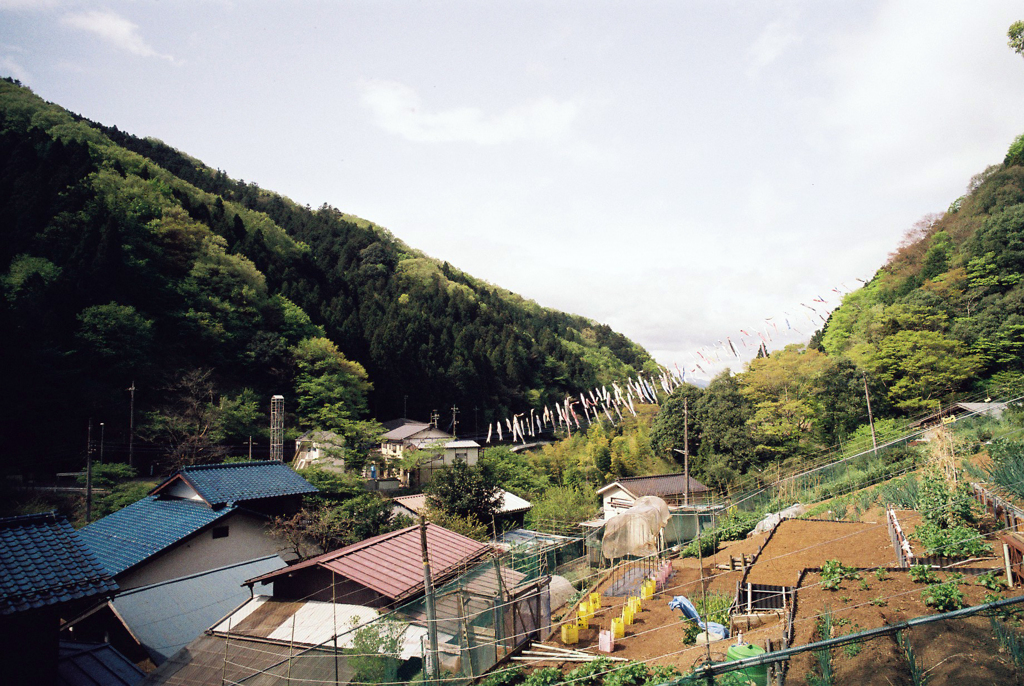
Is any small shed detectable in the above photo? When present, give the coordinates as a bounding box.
[597,473,709,520]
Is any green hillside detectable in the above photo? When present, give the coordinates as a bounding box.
[649,132,1024,491]
[0,78,654,474]
[820,134,1024,412]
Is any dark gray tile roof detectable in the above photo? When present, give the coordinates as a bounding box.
[603,473,709,498]
[161,461,318,506]
[77,497,235,577]
[0,511,117,615]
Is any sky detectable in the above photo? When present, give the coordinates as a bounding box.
[2,0,1023,382]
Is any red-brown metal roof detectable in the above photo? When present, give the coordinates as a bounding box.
[246,523,490,602]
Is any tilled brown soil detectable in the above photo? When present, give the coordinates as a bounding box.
[787,569,1022,686]
[746,518,896,586]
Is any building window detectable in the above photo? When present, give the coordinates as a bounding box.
[212,526,230,539]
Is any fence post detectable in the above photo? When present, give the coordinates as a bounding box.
[747,583,753,614]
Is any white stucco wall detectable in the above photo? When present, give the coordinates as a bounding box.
[116,511,290,590]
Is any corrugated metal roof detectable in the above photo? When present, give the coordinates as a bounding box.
[78,497,235,577]
[140,634,343,686]
[248,523,490,601]
[151,461,318,506]
[112,555,286,664]
[58,641,144,686]
[0,512,118,615]
[596,473,709,498]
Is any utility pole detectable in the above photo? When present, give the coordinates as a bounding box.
[684,397,690,506]
[248,436,253,461]
[450,404,459,437]
[127,381,136,468]
[99,422,105,464]
[420,517,440,683]
[85,420,93,523]
[672,400,692,507]
[863,373,878,459]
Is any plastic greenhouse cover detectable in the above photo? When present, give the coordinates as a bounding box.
[601,496,671,559]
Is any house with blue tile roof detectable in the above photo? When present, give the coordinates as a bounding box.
[78,461,317,590]
[0,511,118,685]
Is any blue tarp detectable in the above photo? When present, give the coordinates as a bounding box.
[668,595,729,638]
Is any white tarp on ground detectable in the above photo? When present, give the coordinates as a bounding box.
[602,496,671,559]
[748,503,806,537]
[548,575,577,610]
[211,596,431,660]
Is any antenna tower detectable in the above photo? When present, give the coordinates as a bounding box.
[270,395,284,462]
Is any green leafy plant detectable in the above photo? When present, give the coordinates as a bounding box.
[681,621,701,645]
[990,616,1024,677]
[821,559,860,591]
[603,661,650,686]
[694,591,733,628]
[807,639,836,686]
[348,619,406,684]
[897,631,929,686]
[859,578,871,591]
[921,581,965,612]
[644,665,681,685]
[523,667,563,686]
[874,568,889,582]
[909,565,939,584]
[480,666,525,686]
[565,658,611,686]
[870,596,888,607]
[842,642,862,658]
[976,569,1008,591]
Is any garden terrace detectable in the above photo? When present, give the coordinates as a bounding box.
[787,568,1024,686]
[745,519,896,587]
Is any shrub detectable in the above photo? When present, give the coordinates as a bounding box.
[909,565,939,584]
[921,582,965,612]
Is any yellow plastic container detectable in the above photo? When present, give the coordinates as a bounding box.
[590,592,601,609]
[612,617,624,639]
[577,613,589,630]
[630,597,642,613]
[622,606,634,625]
[642,581,654,600]
[579,599,590,616]
[562,622,579,644]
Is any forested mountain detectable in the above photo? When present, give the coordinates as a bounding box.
[0,78,654,474]
[821,136,1024,410]
[651,132,1024,490]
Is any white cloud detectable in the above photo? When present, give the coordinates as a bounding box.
[747,19,800,77]
[0,0,61,9]
[0,55,31,82]
[357,79,577,145]
[61,9,173,61]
